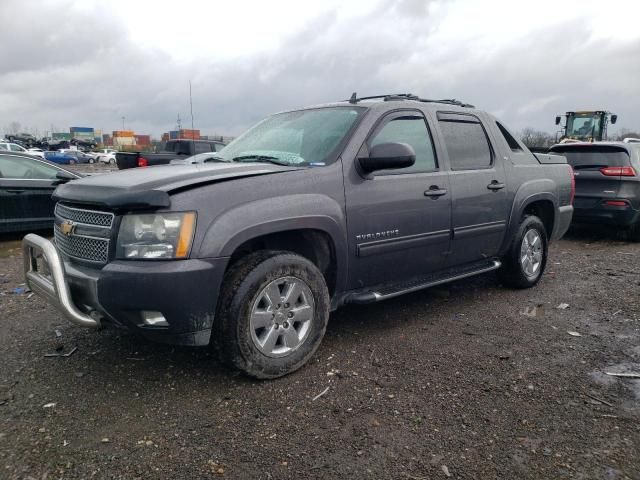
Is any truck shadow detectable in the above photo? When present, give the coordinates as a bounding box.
[563,224,630,243]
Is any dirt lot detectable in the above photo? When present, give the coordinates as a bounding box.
[0,227,638,479]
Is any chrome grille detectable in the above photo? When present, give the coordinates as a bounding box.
[54,203,113,264]
[54,227,109,263]
[55,203,114,228]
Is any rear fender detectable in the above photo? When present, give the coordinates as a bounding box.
[500,180,558,254]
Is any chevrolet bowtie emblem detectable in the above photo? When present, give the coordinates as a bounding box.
[60,220,75,236]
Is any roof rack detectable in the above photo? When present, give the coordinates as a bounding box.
[346,92,474,108]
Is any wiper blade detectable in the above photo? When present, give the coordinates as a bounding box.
[232,155,290,166]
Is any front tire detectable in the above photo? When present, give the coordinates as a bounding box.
[214,251,330,379]
[498,215,548,289]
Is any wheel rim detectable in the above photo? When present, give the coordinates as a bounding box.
[520,229,543,278]
[250,276,314,358]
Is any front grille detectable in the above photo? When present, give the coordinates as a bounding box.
[55,203,114,228]
[54,226,109,263]
[54,203,114,264]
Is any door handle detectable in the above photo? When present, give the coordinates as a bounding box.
[487,181,505,191]
[424,186,447,198]
[6,189,25,194]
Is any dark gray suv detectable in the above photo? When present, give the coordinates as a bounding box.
[549,142,640,240]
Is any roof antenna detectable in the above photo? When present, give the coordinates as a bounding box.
[349,92,357,104]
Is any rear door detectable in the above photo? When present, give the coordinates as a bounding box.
[434,112,509,267]
[549,146,632,211]
[0,155,61,231]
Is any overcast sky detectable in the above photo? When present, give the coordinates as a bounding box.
[1,0,639,139]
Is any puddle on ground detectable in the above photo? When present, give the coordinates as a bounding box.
[593,362,640,401]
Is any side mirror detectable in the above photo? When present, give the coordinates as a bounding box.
[359,142,416,173]
[555,116,561,125]
[53,171,77,185]
[611,114,617,124]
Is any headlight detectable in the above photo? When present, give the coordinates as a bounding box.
[116,212,196,259]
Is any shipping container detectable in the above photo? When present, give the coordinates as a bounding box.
[134,134,151,146]
[179,129,200,137]
[161,133,170,142]
[52,132,71,140]
[112,130,135,137]
[169,130,179,139]
[179,133,199,140]
[103,134,112,145]
[70,126,94,133]
[113,136,135,146]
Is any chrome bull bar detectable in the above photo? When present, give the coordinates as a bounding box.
[22,233,100,328]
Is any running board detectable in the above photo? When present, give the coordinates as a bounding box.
[345,260,502,304]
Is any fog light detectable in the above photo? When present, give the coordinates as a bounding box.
[140,311,168,327]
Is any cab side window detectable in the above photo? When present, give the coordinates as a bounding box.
[438,115,492,170]
[368,114,437,174]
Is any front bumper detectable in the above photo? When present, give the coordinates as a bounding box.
[23,234,228,346]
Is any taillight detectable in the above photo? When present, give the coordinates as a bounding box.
[568,164,575,205]
[138,157,148,167]
[600,166,636,176]
[603,200,629,207]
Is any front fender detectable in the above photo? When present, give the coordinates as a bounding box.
[197,194,348,292]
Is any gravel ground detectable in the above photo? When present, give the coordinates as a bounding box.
[0,227,639,479]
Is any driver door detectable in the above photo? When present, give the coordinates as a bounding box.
[344,110,452,289]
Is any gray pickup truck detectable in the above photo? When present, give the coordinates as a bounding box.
[23,94,574,378]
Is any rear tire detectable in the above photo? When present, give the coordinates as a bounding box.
[214,251,330,379]
[498,215,548,289]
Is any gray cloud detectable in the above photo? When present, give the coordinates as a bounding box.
[1,0,639,139]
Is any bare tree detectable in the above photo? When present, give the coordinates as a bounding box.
[612,128,640,141]
[8,121,21,134]
[518,128,555,149]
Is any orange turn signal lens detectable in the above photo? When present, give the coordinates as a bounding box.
[175,212,196,258]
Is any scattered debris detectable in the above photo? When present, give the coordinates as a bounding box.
[312,386,330,401]
[45,347,77,358]
[612,310,622,316]
[43,402,56,408]
[567,331,582,337]
[441,465,451,477]
[12,287,28,295]
[585,393,613,407]
[63,440,69,447]
[101,438,110,443]
[520,305,545,318]
[556,303,570,310]
[55,329,62,338]
[605,372,640,379]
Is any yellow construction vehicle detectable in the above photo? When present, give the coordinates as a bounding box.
[555,110,617,143]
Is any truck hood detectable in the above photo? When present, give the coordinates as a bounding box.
[53,162,300,210]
